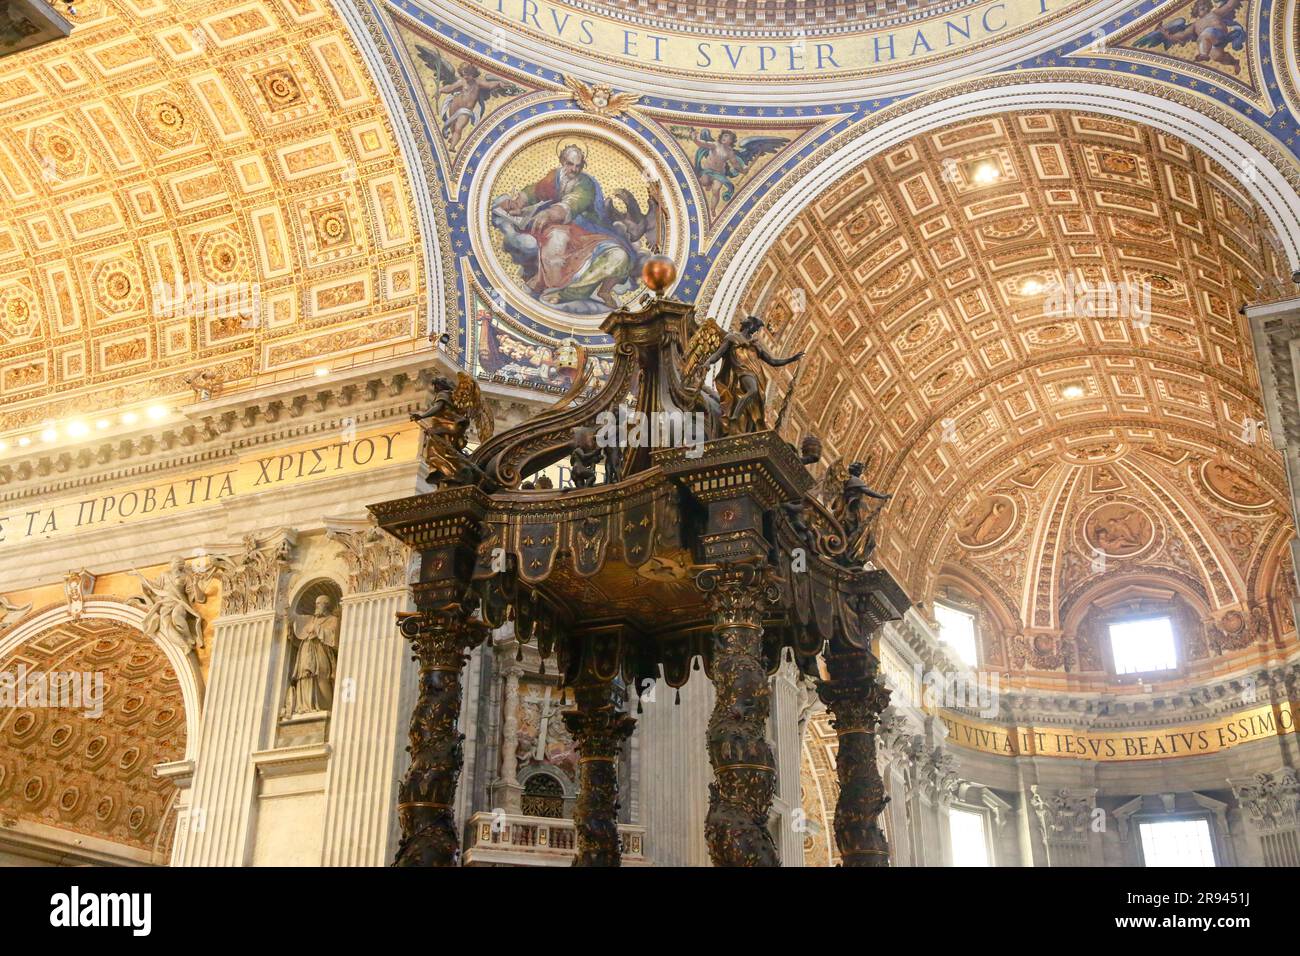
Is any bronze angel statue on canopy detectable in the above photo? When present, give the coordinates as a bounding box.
[820,456,892,565]
[700,315,804,434]
[410,371,494,488]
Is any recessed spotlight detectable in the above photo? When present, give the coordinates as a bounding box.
[121,411,139,425]
[1020,278,1043,295]
[1062,384,1085,399]
[973,162,1000,184]
[40,425,58,443]
[18,436,31,447]
[96,419,111,430]
[67,420,89,438]
[314,366,330,378]
[0,441,7,452]
[146,405,168,421]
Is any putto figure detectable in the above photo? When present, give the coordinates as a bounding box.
[410,371,494,488]
[415,47,523,152]
[132,558,208,653]
[569,425,602,489]
[674,127,788,211]
[1136,0,1246,75]
[831,461,891,564]
[701,315,804,434]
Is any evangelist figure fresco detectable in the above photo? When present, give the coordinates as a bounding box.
[491,142,659,314]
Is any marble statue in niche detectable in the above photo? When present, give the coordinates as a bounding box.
[132,558,208,653]
[282,591,341,718]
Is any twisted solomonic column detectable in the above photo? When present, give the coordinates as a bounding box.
[393,603,487,867]
[696,562,781,867]
[563,678,636,866]
[818,635,892,867]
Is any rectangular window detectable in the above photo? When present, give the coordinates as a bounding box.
[935,603,978,668]
[1108,616,1177,675]
[1138,818,1216,867]
[948,807,990,867]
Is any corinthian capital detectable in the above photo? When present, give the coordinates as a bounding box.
[326,516,411,594]
[211,529,296,616]
[1230,768,1300,833]
[1030,785,1096,847]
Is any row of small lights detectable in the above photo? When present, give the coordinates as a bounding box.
[0,405,171,453]
[967,165,1089,403]
[4,363,336,455]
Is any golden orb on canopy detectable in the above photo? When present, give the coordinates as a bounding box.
[642,254,677,294]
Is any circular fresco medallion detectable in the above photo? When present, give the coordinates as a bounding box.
[471,117,684,334]
[1083,501,1155,557]
[1200,460,1272,510]
[955,494,1016,550]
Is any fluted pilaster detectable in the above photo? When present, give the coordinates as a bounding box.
[636,675,714,866]
[320,587,415,865]
[179,611,279,866]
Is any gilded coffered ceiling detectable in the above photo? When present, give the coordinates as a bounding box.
[745,110,1297,684]
[0,0,425,434]
[0,617,184,857]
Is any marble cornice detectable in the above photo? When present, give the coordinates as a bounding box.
[0,345,561,511]
[941,658,1300,733]
[0,358,438,504]
[881,600,1300,733]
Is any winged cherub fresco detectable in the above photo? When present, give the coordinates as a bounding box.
[414,45,524,151]
[491,143,660,314]
[1135,0,1247,75]
[672,127,789,213]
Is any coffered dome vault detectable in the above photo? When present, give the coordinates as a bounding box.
[744,109,1298,687]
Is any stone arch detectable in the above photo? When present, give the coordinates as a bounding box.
[0,602,196,863]
[706,78,1300,324]
[0,599,202,761]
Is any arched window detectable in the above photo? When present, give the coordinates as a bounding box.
[521,772,564,818]
[935,603,979,668]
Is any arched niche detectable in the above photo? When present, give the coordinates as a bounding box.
[278,578,344,736]
[933,565,1018,671]
[1058,577,1215,681]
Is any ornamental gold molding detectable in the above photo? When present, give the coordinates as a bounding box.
[0,0,428,433]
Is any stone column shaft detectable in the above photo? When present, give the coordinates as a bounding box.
[320,587,414,866]
[181,611,279,866]
[393,607,485,867]
[698,563,779,867]
[818,641,891,867]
